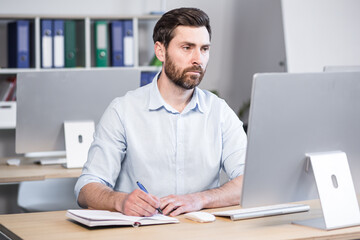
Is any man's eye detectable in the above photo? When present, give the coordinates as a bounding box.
[183,46,190,50]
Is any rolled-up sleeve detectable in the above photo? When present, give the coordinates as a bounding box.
[220,100,247,180]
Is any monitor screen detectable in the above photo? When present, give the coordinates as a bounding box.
[16,68,141,154]
[241,71,360,208]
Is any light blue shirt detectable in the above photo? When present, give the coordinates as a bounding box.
[75,75,247,199]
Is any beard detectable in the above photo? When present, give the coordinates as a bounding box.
[164,51,206,90]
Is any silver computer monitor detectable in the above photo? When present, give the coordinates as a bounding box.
[16,68,141,154]
[241,71,360,208]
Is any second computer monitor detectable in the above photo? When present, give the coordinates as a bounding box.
[16,68,141,154]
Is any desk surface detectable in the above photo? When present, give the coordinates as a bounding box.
[1,202,360,240]
[0,158,82,183]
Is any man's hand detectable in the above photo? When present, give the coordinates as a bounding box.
[78,183,161,217]
[159,176,244,216]
[120,189,161,217]
[160,194,204,216]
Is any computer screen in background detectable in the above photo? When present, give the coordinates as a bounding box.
[16,69,140,167]
[241,72,360,230]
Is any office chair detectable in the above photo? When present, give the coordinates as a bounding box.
[17,178,80,212]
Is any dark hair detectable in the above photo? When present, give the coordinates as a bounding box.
[153,7,211,48]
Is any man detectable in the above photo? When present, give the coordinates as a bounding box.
[75,7,247,217]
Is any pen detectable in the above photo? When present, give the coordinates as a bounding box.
[136,181,163,214]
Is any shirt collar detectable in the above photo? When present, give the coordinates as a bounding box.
[148,73,205,114]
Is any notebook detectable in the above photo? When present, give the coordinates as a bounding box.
[66,209,179,227]
[212,203,310,221]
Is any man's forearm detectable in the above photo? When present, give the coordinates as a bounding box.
[197,175,243,209]
[77,182,126,212]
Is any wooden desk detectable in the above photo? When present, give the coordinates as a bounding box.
[0,158,82,183]
[1,202,360,240]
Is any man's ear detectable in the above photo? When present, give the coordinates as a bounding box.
[154,41,165,62]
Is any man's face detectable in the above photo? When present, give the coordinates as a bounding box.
[163,26,211,90]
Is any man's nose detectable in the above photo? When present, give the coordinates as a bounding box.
[191,48,203,66]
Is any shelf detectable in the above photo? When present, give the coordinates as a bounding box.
[0,15,161,71]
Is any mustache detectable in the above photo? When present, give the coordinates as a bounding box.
[184,65,204,73]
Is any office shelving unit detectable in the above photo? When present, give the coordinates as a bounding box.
[0,14,162,129]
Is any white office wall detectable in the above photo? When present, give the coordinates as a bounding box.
[282,0,360,73]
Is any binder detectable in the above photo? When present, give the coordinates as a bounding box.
[76,21,86,67]
[53,20,64,68]
[7,20,30,68]
[123,20,134,67]
[110,20,124,66]
[41,19,53,68]
[94,21,108,67]
[140,71,157,87]
[65,20,77,67]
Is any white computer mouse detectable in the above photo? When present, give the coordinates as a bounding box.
[184,211,216,223]
[6,158,21,166]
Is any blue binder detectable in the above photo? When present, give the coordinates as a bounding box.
[110,21,124,67]
[123,20,134,67]
[41,19,53,68]
[140,71,157,87]
[7,20,30,68]
[53,20,64,68]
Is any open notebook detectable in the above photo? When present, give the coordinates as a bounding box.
[66,209,179,227]
[212,203,310,221]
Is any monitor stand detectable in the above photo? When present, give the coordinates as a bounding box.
[63,121,95,169]
[293,151,360,230]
